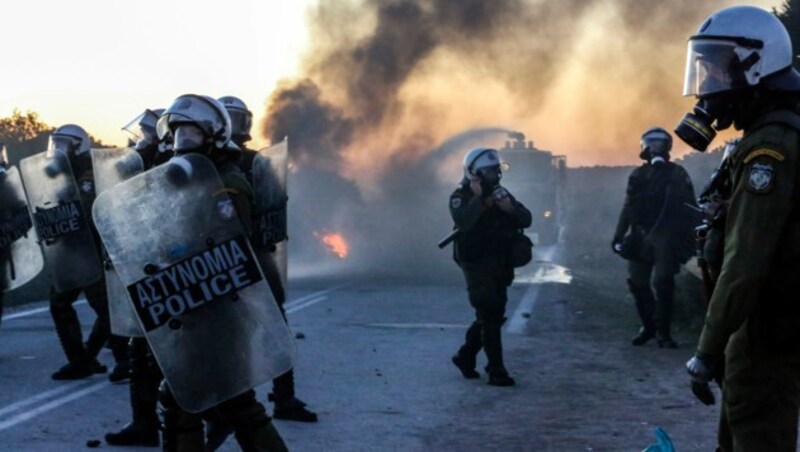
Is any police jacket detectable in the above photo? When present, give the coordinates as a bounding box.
[449,184,532,264]
[697,104,800,357]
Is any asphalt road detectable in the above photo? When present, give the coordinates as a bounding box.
[0,245,719,451]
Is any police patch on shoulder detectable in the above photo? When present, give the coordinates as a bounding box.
[747,162,774,193]
[450,197,462,209]
[743,148,785,164]
[216,197,236,220]
[80,180,94,193]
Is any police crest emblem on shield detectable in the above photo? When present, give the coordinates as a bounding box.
[216,197,236,220]
[80,180,94,194]
[747,163,774,193]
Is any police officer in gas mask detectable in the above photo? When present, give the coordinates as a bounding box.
[449,147,532,387]
[612,127,696,349]
[103,109,170,447]
[44,125,128,379]
[153,94,288,451]
[217,95,318,426]
[678,6,800,450]
[122,108,170,169]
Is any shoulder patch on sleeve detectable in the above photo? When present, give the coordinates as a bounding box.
[450,197,462,209]
[746,161,775,194]
[743,148,785,164]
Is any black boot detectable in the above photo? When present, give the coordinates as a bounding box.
[269,394,319,423]
[628,279,657,346]
[483,321,515,387]
[105,338,160,447]
[270,369,318,422]
[108,334,131,383]
[452,321,482,379]
[50,301,93,380]
[217,390,288,452]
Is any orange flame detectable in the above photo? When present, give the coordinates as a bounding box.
[314,231,349,259]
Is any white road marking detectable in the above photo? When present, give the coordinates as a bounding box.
[2,300,86,321]
[0,381,87,418]
[506,283,542,334]
[0,285,344,431]
[286,296,327,314]
[365,322,469,329]
[0,381,110,431]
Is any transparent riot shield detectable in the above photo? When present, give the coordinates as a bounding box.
[92,148,145,336]
[93,154,295,413]
[0,167,44,292]
[20,151,102,291]
[252,139,289,297]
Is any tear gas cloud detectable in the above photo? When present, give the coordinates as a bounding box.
[260,0,775,279]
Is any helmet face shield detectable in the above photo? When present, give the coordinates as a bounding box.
[157,95,231,149]
[47,134,81,157]
[227,108,252,140]
[683,38,762,97]
[123,110,160,143]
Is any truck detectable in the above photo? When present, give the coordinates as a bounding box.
[498,132,566,246]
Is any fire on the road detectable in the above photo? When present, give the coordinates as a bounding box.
[314,231,349,259]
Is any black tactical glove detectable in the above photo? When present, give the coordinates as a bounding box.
[686,354,716,406]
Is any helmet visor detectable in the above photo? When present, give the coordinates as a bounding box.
[47,135,80,157]
[227,109,252,139]
[156,96,226,141]
[683,38,757,97]
[123,111,159,143]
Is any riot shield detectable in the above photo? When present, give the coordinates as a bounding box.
[252,139,289,296]
[20,151,102,291]
[93,154,295,413]
[92,148,145,336]
[0,167,44,292]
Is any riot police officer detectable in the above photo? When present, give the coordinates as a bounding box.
[154,94,288,451]
[679,6,800,450]
[218,95,318,424]
[41,125,127,380]
[612,127,696,348]
[123,108,171,169]
[0,142,43,329]
[449,147,531,387]
[103,109,168,447]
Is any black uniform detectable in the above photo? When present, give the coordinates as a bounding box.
[449,183,531,385]
[105,142,167,447]
[159,158,287,452]
[613,161,696,347]
[49,153,127,380]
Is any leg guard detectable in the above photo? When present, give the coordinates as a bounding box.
[160,381,204,452]
[653,278,676,348]
[105,338,160,446]
[217,390,288,452]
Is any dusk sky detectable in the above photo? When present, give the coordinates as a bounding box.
[0,0,783,167]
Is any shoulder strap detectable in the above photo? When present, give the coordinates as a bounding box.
[749,109,800,133]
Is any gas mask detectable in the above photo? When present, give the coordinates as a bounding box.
[476,165,502,195]
[675,94,737,152]
[172,124,208,155]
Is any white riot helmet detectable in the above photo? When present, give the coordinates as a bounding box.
[218,96,252,143]
[683,6,798,98]
[122,108,163,143]
[157,94,233,155]
[48,124,91,157]
[639,127,672,162]
[462,147,502,180]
